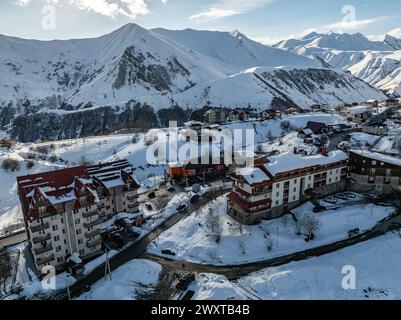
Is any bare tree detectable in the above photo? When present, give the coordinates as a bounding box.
[302,214,321,240]
[0,249,12,295]
[207,208,222,244]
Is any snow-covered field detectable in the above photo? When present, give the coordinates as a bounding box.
[237,233,401,300]
[0,113,348,232]
[147,196,394,266]
[77,259,162,300]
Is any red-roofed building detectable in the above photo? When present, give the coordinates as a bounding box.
[17,160,140,274]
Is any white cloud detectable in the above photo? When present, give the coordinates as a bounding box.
[14,0,32,6]
[324,16,391,33]
[14,0,167,19]
[190,0,274,21]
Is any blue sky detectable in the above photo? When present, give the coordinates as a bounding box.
[1,0,400,43]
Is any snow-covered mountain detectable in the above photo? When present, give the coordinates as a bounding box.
[0,24,388,141]
[152,28,320,70]
[274,31,401,96]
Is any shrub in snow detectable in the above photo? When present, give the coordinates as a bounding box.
[32,145,49,155]
[26,159,35,169]
[280,120,291,132]
[0,248,12,294]
[2,158,20,172]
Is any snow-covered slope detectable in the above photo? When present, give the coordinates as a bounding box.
[274,31,401,96]
[175,66,387,110]
[152,28,320,70]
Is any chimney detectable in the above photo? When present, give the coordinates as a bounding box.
[321,146,329,157]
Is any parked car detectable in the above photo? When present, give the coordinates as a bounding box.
[161,249,176,256]
[176,204,189,213]
[324,197,337,204]
[148,191,156,199]
[334,194,349,201]
[145,203,153,211]
[167,185,176,192]
[348,228,360,238]
[363,193,378,200]
[343,192,357,199]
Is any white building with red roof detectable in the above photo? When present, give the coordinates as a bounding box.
[229,151,349,224]
[17,160,140,274]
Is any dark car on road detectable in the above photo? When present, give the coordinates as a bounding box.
[177,203,189,213]
[161,249,176,256]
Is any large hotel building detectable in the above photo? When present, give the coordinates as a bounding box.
[17,160,140,273]
[228,150,349,224]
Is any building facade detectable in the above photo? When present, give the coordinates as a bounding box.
[228,151,349,224]
[17,160,140,274]
[348,150,401,194]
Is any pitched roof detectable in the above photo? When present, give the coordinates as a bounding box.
[263,151,349,176]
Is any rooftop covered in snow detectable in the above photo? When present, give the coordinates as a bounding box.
[264,151,349,176]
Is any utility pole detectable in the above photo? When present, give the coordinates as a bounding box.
[103,242,113,281]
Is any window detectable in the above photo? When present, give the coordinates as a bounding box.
[75,218,81,225]
[275,200,279,206]
[78,239,83,245]
[293,187,296,192]
[293,196,296,201]
[64,239,67,245]
[52,225,58,231]
[372,161,377,165]
[309,176,312,180]
[370,168,376,175]
[385,169,392,176]
[276,192,280,197]
[39,206,47,215]
[56,246,61,252]
[54,236,60,242]
[76,229,82,235]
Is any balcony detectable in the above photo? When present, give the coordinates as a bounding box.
[84,219,102,229]
[35,245,53,255]
[32,234,51,244]
[37,254,55,266]
[87,238,102,248]
[127,195,137,201]
[85,228,101,238]
[30,222,49,233]
[83,210,99,218]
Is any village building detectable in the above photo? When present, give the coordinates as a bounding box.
[228,151,349,224]
[344,105,373,122]
[226,109,250,122]
[304,121,328,135]
[348,150,401,194]
[17,160,140,274]
[365,99,379,108]
[204,108,226,125]
[259,109,281,120]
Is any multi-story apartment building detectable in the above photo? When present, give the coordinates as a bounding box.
[204,108,226,125]
[228,151,349,224]
[17,160,140,274]
[348,149,401,194]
